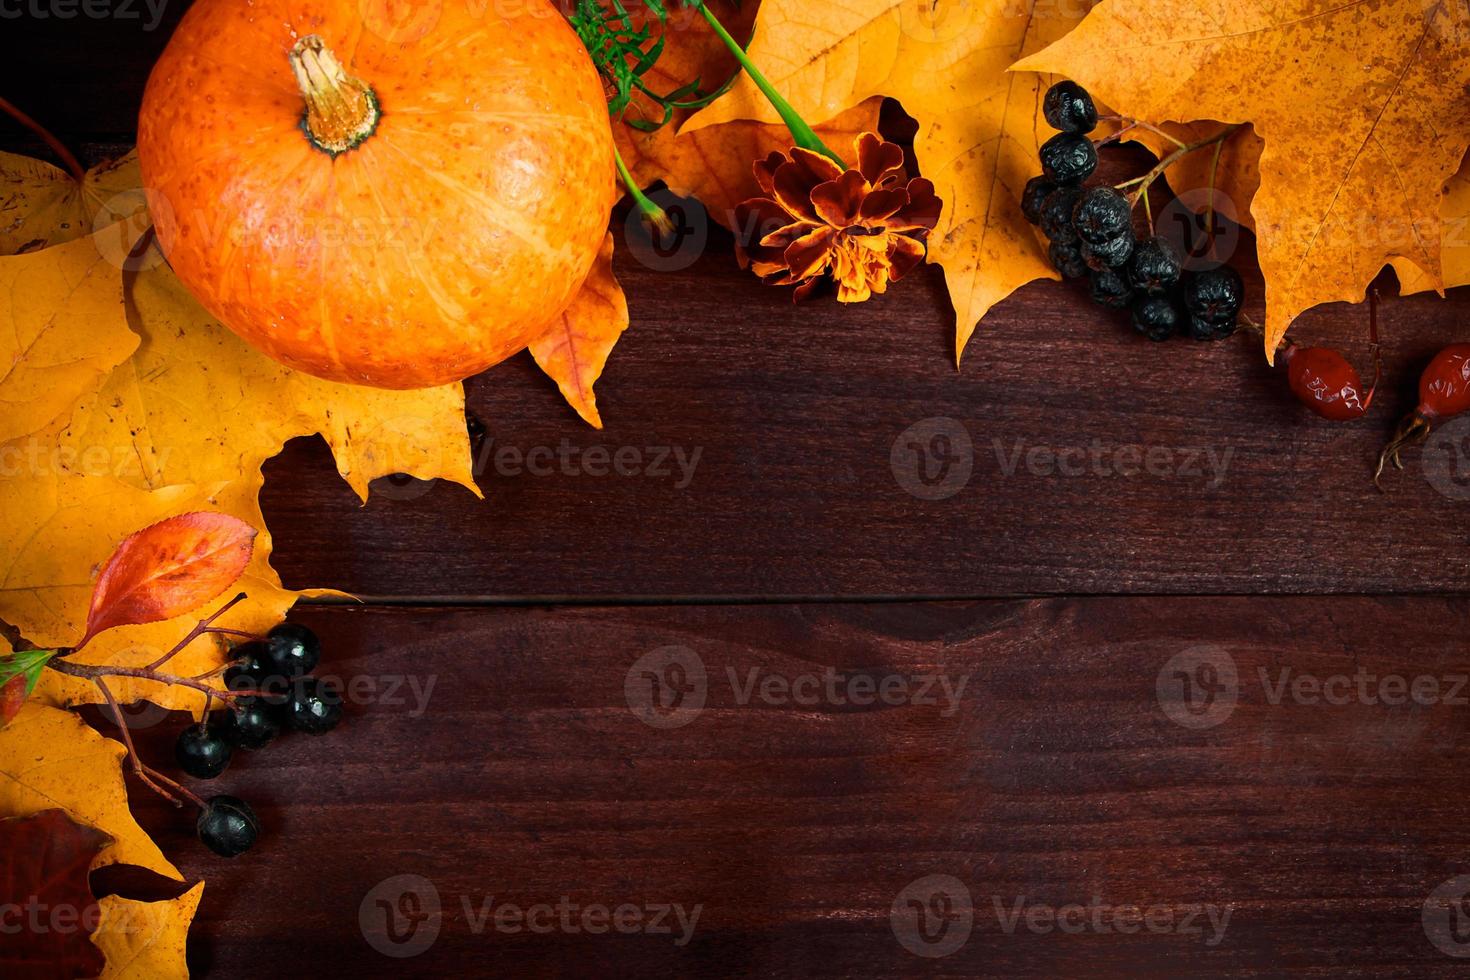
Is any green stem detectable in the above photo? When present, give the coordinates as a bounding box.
[691,1,845,168]
[614,144,674,237]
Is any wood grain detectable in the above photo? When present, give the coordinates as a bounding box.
[259,213,1470,598]
[106,600,1470,977]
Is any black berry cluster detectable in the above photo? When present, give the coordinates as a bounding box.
[174,622,342,857]
[1024,80,1244,343]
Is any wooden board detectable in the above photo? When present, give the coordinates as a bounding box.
[107,600,1470,977]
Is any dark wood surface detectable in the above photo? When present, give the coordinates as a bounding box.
[7,5,1470,978]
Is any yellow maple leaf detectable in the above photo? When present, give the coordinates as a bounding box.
[58,252,477,502]
[0,471,295,710]
[685,0,1100,362]
[1392,159,1470,295]
[1016,0,1470,360]
[0,702,178,879]
[0,232,138,446]
[0,149,144,255]
[531,234,629,428]
[93,883,203,980]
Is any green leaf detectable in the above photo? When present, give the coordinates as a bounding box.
[0,648,58,696]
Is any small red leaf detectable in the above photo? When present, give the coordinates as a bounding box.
[0,674,24,729]
[0,809,111,979]
[78,512,257,648]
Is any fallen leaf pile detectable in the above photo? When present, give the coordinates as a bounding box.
[684,0,1470,360]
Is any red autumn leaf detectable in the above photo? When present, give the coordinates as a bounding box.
[0,674,24,729]
[78,512,257,649]
[0,809,110,979]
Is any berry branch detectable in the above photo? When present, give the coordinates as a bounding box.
[1113,123,1245,207]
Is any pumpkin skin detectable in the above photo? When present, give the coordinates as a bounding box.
[138,0,616,389]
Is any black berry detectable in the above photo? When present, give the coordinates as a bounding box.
[1132,296,1182,342]
[223,641,267,686]
[197,795,258,857]
[1038,132,1097,185]
[1040,185,1084,244]
[1089,268,1134,310]
[220,699,280,750]
[1082,233,1134,271]
[263,623,320,678]
[1048,240,1088,279]
[1071,186,1132,245]
[1186,313,1237,341]
[175,723,232,779]
[1183,266,1244,324]
[1043,80,1098,134]
[286,677,343,735]
[1022,176,1056,225]
[1129,236,1183,294]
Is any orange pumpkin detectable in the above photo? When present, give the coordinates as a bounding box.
[138,0,616,389]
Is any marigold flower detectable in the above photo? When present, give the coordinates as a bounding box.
[733,132,942,303]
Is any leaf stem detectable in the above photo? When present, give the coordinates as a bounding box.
[94,677,206,810]
[47,656,262,702]
[0,95,86,184]
[144,592,251,670]
[689,1,845,167]
[614,144,675,237]
[1116,123,1244,205]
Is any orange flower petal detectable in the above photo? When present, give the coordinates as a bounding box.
[855,132,906,186]
[753,151,789,196]
[890,178,942,232]
[793,277,823,302]
[733,196,799,268]
[860,187,909,224]
[784,225,838,280]
[760,220,822,250]
[887,234,927,280]
[810,169,868,228]
[789,147,845,186]
[773,163,823,222]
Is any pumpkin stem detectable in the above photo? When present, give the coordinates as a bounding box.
[289,35,380,157]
